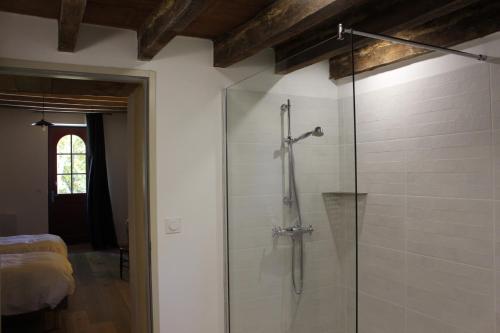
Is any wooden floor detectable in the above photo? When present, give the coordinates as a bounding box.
[3,250,131,333]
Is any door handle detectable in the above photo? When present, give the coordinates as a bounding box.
[50,190,56,203]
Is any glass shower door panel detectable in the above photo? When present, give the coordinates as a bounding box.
[226,77,358,333]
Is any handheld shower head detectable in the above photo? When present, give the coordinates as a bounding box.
[291,126,324,143]
[312,126,324,137]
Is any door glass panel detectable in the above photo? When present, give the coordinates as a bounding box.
[72,135,86,153]
[57,155,71,174]
[72,174,86,194]
[57,174,72,194]
[73,154,86,174]
[57,135,71,154]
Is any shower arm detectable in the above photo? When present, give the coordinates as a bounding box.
[337,23,489,62]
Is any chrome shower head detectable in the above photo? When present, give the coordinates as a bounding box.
[312,126,324,137]
[291,126,324,143]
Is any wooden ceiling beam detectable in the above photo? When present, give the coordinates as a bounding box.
[329,0,500,80]
[0,101,127,113]
[213,0,372,68]
[0,91,128,113]
[138,0,215,60]
[0,92,128,108]
[0,91,128,103]
[58,0,87,52]
[274,0,480,74]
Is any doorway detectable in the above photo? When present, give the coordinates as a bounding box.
[48,126,88,244]
[0,60,156,333]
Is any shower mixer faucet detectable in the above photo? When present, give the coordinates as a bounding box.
[272,225,314,239]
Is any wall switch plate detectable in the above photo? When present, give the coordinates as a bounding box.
[165,217,182,234]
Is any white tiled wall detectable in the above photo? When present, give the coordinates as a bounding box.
[352,62,500,333]
[226,88,355,333]
[226,53,500,333]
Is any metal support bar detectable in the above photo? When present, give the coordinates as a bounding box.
[338,23,489,62]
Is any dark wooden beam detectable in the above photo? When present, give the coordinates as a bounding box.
[0,102,127,113]
[58,0,87,52]
[329,0,500,80]
[0,92,128,108]
[275,0,480,74]
[0,92,128,113]
[213,0,373,68]
[138,0,215,60]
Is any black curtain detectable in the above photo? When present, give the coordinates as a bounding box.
[86,114,117,250]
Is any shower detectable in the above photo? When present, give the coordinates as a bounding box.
[224,18,500,333]
[272,99,323,294]
[290,126,324,143]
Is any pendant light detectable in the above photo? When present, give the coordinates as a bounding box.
[32,95,54,131]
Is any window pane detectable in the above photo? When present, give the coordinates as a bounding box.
[57,175,71,194]
[57,135,71,154]
[57,155,71,174]
[72,135,86,154]
[72,174,86,194]
[73,154,86,174]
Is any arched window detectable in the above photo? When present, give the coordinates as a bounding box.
[56,135,86,194]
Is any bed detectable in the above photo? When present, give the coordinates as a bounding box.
[1,252,75,316]
[0,234,68,257]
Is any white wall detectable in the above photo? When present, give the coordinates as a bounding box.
[0,11,273,333]
[0,108,85,235]
[230,60,337,99]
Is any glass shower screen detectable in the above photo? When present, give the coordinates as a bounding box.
[224,61,358,333]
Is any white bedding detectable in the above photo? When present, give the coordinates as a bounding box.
[1,252,75,315]
[0,234,68,257]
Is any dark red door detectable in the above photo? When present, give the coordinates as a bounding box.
[48,126,89,244]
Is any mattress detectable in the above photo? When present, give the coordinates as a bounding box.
[0,234,68,257]
[1,252,75,316]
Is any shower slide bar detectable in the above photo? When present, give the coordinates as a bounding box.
[337,23,489,62]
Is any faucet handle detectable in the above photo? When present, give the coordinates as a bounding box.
[272,225,314,239]
[272,226,285,238]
